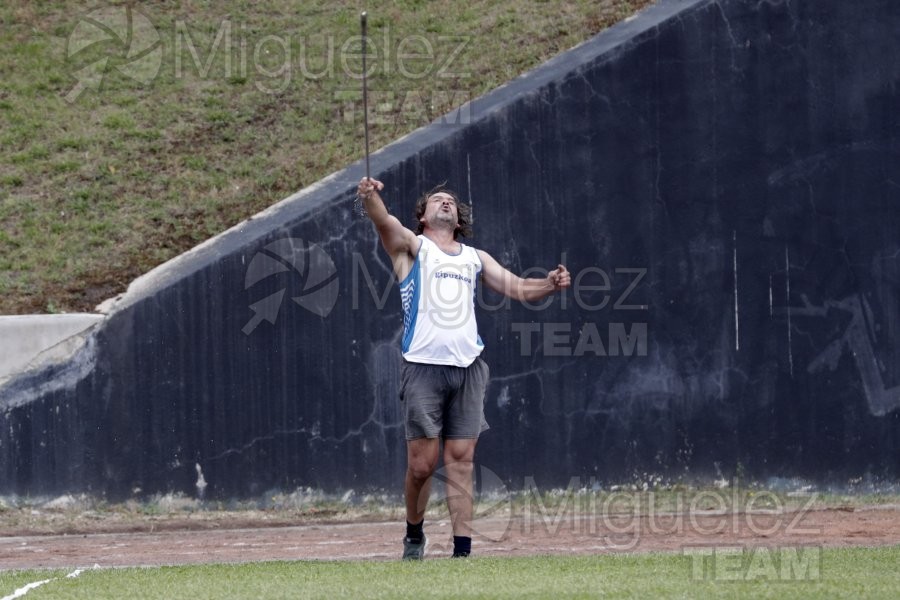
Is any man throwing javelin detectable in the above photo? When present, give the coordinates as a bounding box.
[357,177,571,559]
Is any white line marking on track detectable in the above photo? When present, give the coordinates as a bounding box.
[0,578,53,600]
[1,568,86,600]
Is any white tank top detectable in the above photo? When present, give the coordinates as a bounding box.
[400,235,484,367]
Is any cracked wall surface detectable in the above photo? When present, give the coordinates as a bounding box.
[2,0,900,498]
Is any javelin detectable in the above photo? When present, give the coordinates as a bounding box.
[361,11,371,181]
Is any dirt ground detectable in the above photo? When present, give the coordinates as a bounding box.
[2,505,900,570]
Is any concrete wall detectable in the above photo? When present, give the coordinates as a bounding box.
[2,0,899,499]
[0,315,103,384]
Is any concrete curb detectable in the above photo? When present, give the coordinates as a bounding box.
[0,314,105,382]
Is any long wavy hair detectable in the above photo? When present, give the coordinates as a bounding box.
[414,184,473,240]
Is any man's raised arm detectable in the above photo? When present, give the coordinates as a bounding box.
[357,177,418,261]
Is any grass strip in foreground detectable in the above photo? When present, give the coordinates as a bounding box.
[1,545,898,599]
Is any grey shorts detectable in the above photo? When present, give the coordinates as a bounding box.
[399,357,490,440]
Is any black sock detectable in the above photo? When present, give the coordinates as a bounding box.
[406,519,424,543]
[452,536,471,557]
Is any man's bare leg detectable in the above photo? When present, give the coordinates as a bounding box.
[443,438,477,544]
[405,437,440,526]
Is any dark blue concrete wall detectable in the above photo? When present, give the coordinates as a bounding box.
[2,0,900,499]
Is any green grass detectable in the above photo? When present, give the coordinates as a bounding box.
[1,547,899,599]
[0,0,653,314]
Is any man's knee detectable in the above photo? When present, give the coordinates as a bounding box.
[407,440,440,481]
[407,458,437,482]
[443,439,477,464]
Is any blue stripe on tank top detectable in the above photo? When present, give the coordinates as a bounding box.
[400,253,421,353]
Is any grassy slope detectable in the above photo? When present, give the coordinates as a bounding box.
[0,0,651,314]
[2,547,900,599]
